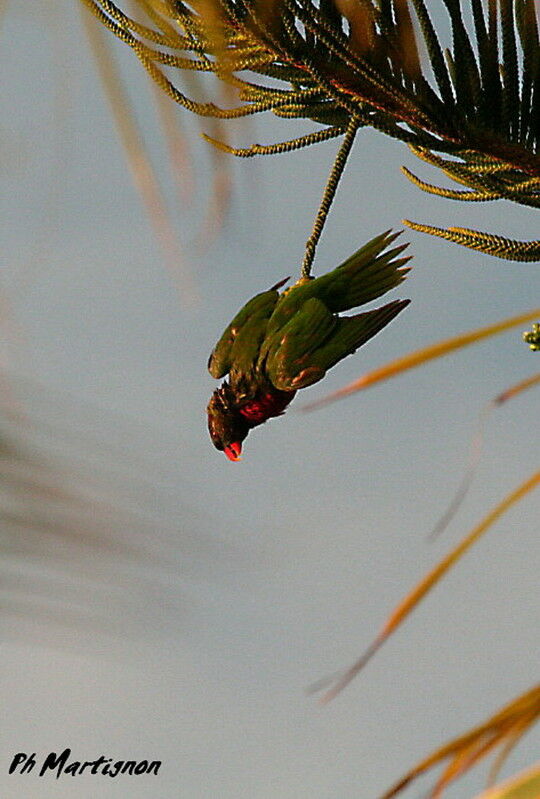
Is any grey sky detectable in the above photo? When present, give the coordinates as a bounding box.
[1,3,539,798]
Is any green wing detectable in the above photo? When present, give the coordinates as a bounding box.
[227,299,281,389]
[265,230,411,339]
[263,298,336,390]
[265,297,410,391]
[208,278,288,379]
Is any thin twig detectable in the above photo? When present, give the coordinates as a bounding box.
[301,117,359,278]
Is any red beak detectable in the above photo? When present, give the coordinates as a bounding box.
[224,442,242,462]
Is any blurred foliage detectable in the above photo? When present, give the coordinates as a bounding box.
[303,308,540,408]
[382,684,540,798]
[312,469,538,701]
[62,1,540,796]
[474,763,540,799]
[81,0,540,261]
[0,374,238,651]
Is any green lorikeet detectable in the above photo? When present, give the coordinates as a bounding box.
[207,230,411,460]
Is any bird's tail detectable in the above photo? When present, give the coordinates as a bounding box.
[326,230,412,312]
[287,298,411,390]
[324,299,411,371]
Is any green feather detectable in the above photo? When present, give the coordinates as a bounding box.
[264,230,411,339]
[265,298,410,390]
[264,297,336,390]
[207,278,288,378]
[228,300,279,390]
[208,231,411,398]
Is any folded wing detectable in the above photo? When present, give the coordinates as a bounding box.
[208,278,288,379]
[265,297,410,391]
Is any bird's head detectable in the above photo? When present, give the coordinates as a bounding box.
[206,384,250,462]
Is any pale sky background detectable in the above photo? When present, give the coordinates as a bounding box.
[1,3,539,798]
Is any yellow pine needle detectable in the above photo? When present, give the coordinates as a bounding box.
[131,0,196,203]
[151,77,195,202]
[196,0,233,80]
[318,471,539,703]
[195,119,232,252]
[334,0,377,57]
[495,372,540,404]
[81,7,197,304]
[473,762,540,799]
[431,733,510,798]
[393,0,422,81]
[401,165,502,200]
[381,686,540,798]
[428,372,540,540]
[486,716,538,788]
[370,470,538,665]
[303,308,540,411]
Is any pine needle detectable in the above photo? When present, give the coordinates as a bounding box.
[427,372,540,540]
[381,686,540,798]
[314,471,539,704]
[474,762,540,799]
[80,4,197,304]
[302,308,540,410]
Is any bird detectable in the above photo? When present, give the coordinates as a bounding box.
[206,230,411,461]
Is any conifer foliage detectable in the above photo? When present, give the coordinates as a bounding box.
[82,0,540,260]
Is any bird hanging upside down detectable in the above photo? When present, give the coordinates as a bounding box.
[207,230,412,461]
